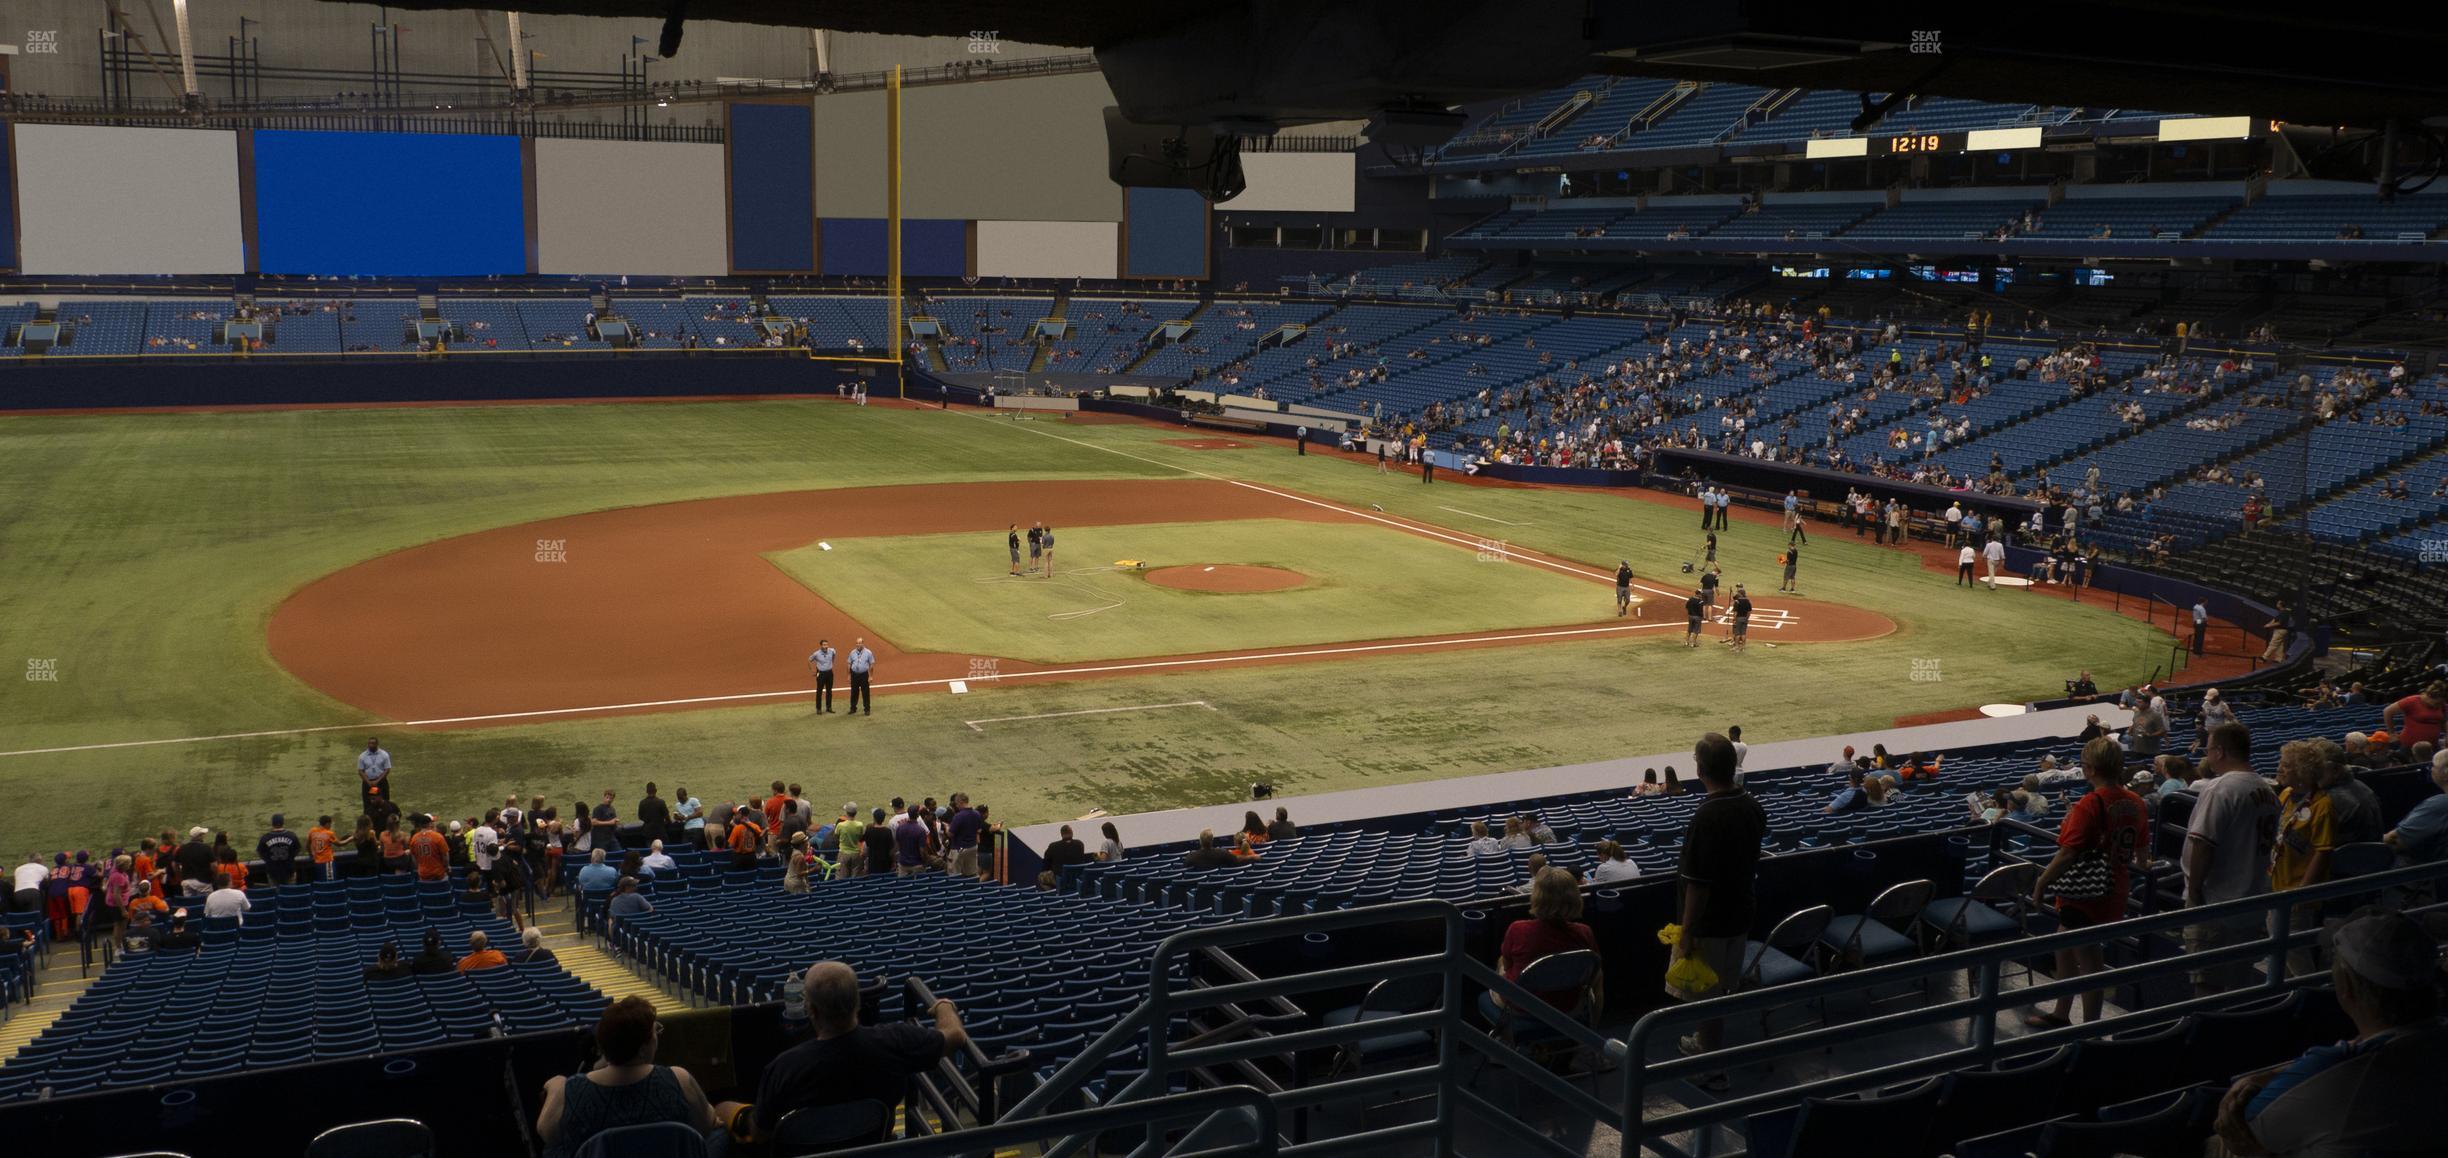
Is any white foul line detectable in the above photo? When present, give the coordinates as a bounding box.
[963,700,1215,732]
[0,620,1679,758]
[1437,505,1532,527]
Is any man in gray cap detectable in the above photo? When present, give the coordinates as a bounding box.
[2214,907,2446,1155]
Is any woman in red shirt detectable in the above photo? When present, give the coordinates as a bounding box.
[2382,680,2446,752]
[2027,736,2150,1028]
[1495,867,1602,1013]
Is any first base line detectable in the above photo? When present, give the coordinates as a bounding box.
[963,700,1217,732]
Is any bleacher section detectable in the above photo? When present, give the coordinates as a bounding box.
[1708,202,1880,241]
[2027,195,2238,240]
[1513,78,1681,155]
[1438,77,1609,158]
[615,873,1220,1074]
[1051,298,1165,375]
[2202,191,2448,242]
[1128,300,1330,381]
[0,878,605,1102]
[55,301,150,357]
[923,296,1051,372]
[1629,84,1773,148]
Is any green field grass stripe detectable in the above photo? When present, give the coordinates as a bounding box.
[771,518,1614,663]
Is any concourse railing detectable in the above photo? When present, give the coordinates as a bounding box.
[1617,857,2448,1158]
[995,898,1621,1158]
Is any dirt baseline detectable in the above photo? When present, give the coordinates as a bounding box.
[267,478,1896,724]
[1144,564,1309,593]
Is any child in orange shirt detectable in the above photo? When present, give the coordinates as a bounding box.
[217,848,249,891]
[307,816,339,881]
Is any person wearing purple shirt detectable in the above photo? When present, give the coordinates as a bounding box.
[893,806,932,876]
[945,796,983,878]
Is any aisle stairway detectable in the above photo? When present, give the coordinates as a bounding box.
[0,954,97,1068]
[544,927,684,1014]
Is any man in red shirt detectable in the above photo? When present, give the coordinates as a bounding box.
[763,781,791,836]
[2027,737,2149,1028]
[2382,681,2446,753]
[407,814,451,882]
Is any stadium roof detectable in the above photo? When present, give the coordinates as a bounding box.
[346,0,2448,130]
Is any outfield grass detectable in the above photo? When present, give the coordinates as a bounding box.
[0,400,2176,853]
[770,518,1614,663]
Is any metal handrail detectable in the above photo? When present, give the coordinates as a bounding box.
[828,1083,1279,1158]
[1619,856,2448,1154]
[994,899,1622,1158]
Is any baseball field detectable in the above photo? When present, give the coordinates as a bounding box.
[0,397,2179,854]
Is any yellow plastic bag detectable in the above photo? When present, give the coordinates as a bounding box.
[1665,954,1722,995]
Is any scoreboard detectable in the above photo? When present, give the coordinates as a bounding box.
[1805,126,2043,159]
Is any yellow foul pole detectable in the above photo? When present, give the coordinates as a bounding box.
[887,64,904,397]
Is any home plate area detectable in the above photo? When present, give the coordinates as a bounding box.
[1713,607,1802,630]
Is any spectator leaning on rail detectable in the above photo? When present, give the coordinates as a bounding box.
[720,961,968,1152]
[2213,908,2448,1156]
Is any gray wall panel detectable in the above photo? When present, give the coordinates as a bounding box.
[535,139,728,275]
[14,124,245,275]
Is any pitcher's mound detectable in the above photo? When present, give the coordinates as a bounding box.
[1143,564,1308,593]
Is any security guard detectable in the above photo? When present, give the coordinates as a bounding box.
[847,638,876,716]
[808,639,836,713]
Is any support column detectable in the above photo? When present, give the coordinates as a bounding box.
[171,0,201,99]
[505,11,531,93]
[888,64,903,395]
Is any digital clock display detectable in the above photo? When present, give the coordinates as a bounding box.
[1885,134,1946,154]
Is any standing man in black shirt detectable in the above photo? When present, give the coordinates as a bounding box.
[635,783,672,847]
[1615,561,1636,618]
[1670,733,1767,1085]
[1684,590,1707,649]
[256,815,301,888]
[727,961,967,1149]
[1007,524,1023,576]
[1728,586,1753,652]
